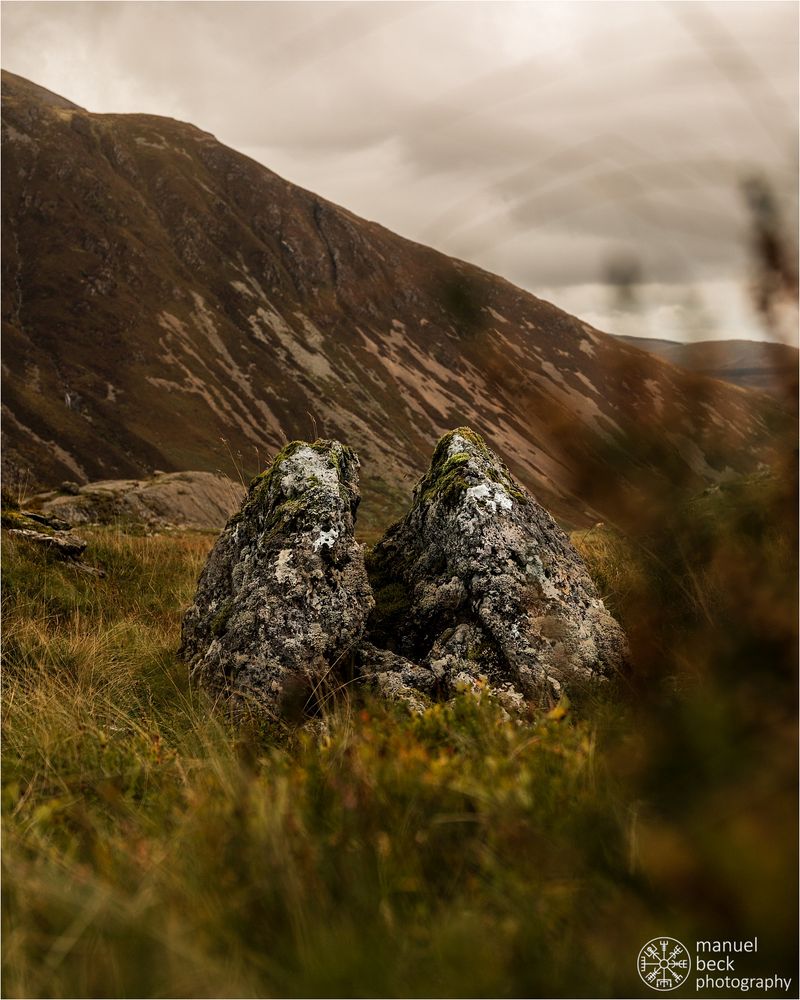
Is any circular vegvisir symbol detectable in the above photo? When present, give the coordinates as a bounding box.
[637,937,692,991]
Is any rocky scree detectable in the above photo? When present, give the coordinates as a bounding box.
[363,428,628,707]
[180,441,374,720]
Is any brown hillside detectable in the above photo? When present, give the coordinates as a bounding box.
[1,70,787,528]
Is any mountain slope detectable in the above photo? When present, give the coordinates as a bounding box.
[1,70,786,528]
[617,335,798,398]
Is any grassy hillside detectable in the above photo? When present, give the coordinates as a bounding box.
[2,468,797,997]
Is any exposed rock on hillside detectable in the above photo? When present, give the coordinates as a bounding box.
[180,441,373,719]
[34,471,244,531]
[6,526,88,561]
[365,428,627,704]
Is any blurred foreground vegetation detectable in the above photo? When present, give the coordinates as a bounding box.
[2,466,797,998]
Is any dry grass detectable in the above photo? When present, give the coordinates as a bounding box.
[2,470,797,997]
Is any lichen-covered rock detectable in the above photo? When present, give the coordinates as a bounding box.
[366,427,627,704]
[356,642,445,714]
[19,510,72,532]
[6,527,87,559]
[180,440,374,719]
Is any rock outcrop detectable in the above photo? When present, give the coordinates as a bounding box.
[181,441,374,719]
[364,428,627,705]
[1,503,101,573]
[181,429,627,723]
[5,526,88,560]
[34,471,244,531]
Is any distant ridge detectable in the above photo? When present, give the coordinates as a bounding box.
[616,335,798,398]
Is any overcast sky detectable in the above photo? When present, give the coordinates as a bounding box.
[2,1,797,343]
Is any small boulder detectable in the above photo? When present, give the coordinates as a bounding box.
[356,641,445,714]
[365,427,627,704]
[181,440,374,720]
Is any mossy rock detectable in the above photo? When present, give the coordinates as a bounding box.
[232,439,359,528]
[415,427,522,507]
[1,510,56,535]
[364,424,629,702]
[181,438,373,722]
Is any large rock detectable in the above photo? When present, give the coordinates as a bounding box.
[34,471,244,531]
[364,428,627,704]
[180,441,374,719]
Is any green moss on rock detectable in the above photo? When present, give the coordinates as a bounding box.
[263,498,310,540]
[417,427,505,507]
[1,510,56,535]
[232,441,307,525]
[210,600,233,637]
[485,466,526,502]
[364,541,415,646]
[371,580,413,628]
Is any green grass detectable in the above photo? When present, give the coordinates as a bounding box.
[2,470,797,997]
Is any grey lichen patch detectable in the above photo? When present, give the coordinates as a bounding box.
[233,440,360,530]
[181,438,373,723]
[355,642,442,714]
